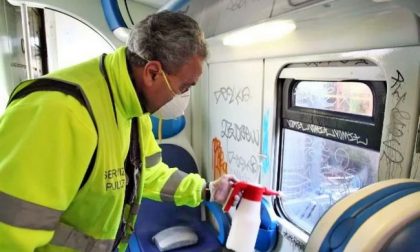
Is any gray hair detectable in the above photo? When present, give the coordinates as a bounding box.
[127,11,207,74]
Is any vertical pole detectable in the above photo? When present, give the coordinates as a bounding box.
[20,3,33,79]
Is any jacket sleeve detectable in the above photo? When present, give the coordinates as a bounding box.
[0,92,97,251]
[139,116,205,207]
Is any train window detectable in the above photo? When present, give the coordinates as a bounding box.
[277,60,386,233]
[293,81,373,116]
[281,129,379,232]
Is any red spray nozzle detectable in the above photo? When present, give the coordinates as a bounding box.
[223,181,279,212]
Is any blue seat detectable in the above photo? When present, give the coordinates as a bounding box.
[306,179,420,252]
[150,115,186,139]
[128,143,228,252]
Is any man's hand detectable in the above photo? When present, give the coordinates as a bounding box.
[209,174,237,205]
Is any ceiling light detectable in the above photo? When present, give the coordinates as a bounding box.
[223,20,296,46]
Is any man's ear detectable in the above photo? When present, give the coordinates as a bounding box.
[144,61,162,84]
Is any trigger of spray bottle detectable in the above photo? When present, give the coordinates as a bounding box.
[223,181,248,212]
[223,181,279,212]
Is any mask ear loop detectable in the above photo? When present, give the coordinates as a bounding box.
[160,69,178,96]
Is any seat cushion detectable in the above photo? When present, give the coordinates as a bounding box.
[133,143,224,252]
[135,199,222,252]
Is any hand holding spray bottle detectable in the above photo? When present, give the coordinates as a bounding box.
[223,181,279,252]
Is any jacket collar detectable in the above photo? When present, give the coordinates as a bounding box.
[104,47,146,119]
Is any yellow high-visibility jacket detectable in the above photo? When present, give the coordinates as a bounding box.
[0,47,205,252]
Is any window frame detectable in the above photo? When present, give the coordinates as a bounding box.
[274,76,387,234]
[283,79,386,150]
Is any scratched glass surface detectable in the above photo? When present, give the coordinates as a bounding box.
[280,129,379,233]
[293,81,373,116]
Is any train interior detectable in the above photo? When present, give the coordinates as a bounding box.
[1,0,419,251]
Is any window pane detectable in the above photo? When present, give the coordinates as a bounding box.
[293,81,373,116]
[280,129,379,233]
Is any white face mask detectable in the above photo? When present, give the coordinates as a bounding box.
[152,89,190,119]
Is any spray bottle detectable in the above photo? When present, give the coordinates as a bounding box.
[223,181,279,252]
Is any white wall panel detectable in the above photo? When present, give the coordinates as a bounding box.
[208,60,264,183]
[44,10,113,71]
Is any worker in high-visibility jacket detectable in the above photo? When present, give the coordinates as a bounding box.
[0,11,235,251]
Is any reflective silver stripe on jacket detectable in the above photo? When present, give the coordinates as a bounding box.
[146,152,161,168]
[51,222,114,252]
[160,170,188,202]
[0,192,62,230]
